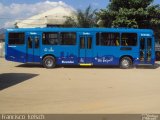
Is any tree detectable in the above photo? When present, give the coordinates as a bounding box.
[97,0,160,29]
[63,16,78,27]
[64,6,98,28]
[109,0,153,11]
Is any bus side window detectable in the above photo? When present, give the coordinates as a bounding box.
[96,32,120,46]
[42,32,59,45]
[121,33,137,46]
[60,32,76,45]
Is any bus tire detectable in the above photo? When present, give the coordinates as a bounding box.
[120,57,133,69]
[43,56,56,68]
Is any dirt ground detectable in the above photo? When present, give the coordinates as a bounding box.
[0,58,160,114]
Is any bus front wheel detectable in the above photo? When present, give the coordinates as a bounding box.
[43,56,56,68]
[120,57,133,69]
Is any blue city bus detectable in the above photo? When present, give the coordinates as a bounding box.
[5,28,155,69]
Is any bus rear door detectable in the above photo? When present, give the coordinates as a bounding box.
[27,35,40,62]
[139,37,153,64]
[79,35,93,66]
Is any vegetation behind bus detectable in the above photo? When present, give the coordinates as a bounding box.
[64,0,160,42]
[63,0,160,61]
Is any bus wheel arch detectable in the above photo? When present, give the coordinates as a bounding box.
[119,56,133,69]
[42,54,56,68]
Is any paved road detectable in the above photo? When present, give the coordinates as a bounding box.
[0,58,160,113]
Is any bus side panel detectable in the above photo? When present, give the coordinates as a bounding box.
[93,46,120,65]
[6,45,27,63]
[93,46,140,66]
[41,45,79,65]
[5,32,27,63]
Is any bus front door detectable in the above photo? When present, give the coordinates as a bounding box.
[79,36,93,65]
[140,37,152,64]
[27,36,40,62]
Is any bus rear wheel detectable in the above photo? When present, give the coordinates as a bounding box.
[43,56,56,68]
[120,57,133,69]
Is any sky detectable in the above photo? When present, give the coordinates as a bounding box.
[0,0,109,9]
[0,0,160,28]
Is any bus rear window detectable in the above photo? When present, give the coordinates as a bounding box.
[121,33,137,46]
[8,33,25,45]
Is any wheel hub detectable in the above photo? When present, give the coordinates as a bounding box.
[45,59,53,67]
[122,59,129,67]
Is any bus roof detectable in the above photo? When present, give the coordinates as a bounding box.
[6,27,154,33]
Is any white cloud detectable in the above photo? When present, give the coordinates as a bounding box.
[0,1,75,28]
